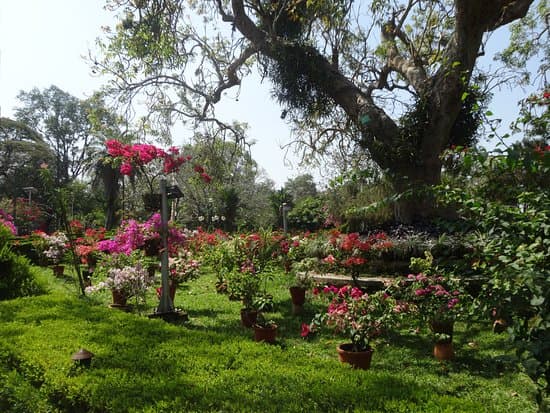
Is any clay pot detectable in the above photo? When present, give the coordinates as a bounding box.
[434,341,454,360]
[240,308,258,328]
[336,343,374,370]
[289,286,306,306]
[253,324,278,343]
[111,289,128,307]
[52,265,65,277]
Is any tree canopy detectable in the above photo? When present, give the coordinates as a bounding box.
[95,0,538,221]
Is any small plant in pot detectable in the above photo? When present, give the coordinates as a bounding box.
[396,252,470,360]
[226,260,262,327]
[288,260,316,313]
[39,231,69,276]
[302,285,399,369]
[253,312,278,343]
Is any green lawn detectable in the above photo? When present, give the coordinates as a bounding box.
[0,267,540,412]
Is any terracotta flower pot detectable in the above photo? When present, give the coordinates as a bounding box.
[337,343,374,370]
[52,264,65,277]
[240,308,258,328]
[434,341,454,360]
[253,324,278,343]
[111,289,128,307]
[289,286,306,306]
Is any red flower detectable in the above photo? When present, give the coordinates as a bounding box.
[200,172,212,183]
[120,162,133,175]
[301,323,311,337]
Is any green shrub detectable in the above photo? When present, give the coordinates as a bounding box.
[0,226,43,300]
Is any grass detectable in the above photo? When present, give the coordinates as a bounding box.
[0,266,541,412]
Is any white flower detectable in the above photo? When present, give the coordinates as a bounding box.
[198,216,205,222]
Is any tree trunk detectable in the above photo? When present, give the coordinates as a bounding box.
[101,162,120,230]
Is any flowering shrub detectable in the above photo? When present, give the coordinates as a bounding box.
[168,249,201,285]
[0,209,17,235]
[105,140,211,189]
[303,285,399,352]
[398,272,466,325]
[39,231,68,264]
[96,214,186,256]
[85,262,153,299]
[284,230,393,276]
[75,227,106,266]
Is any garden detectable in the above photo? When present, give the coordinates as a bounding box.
[1,137,549,412]
[1,1,549,412]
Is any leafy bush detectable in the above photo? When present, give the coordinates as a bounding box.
[438,144,550,401]
[287,196,326,231]
[0,225,43,300]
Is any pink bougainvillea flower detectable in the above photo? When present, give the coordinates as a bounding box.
[120,162,133,175]
[323,254,336,265]
[350,287,363,299]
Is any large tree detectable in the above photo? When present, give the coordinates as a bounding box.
[15,86,96,185]
[0,118,55,216]
[95,0,536,221]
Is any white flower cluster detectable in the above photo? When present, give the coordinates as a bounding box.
[85,263,154,297]
[42,232,69,264]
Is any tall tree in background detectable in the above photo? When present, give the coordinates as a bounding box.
[15,86,95,185]
[175,125,275,229]
[0,118,55,220]
[96,0,536,221]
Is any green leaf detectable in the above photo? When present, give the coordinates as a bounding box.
[530,296,544,306]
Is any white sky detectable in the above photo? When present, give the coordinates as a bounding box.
[0,1,540,188]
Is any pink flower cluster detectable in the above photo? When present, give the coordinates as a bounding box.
[97,214,187,256]
[406,273,462,313]
[303,284,397,351]
[0,209,17,235]
[106,139,211,183]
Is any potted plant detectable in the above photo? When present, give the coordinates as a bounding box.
[227,262,262,327]
[253,312,278,343]
[156,249,201,302]
[86,251,154,310]
[287,261,315,314]
[39,231,68,276]
[397,253,469,360]
[303,285,399,369]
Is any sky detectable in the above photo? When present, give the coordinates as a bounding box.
[0,1,540,188]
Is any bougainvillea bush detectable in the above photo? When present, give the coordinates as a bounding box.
[303,285,400,352]
[438,141,550,401]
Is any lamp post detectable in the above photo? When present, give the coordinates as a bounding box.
[153,178,184,319]
[23,187,37,207]
[281,202,291,233]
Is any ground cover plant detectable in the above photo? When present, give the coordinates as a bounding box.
[0,265,542,413]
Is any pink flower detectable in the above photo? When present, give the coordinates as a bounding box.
[312,287,320,296]
[447,298,460,309]
[337,286,350,298]
[323,254,336,265]
[120,162,133,175]
[350,287,363,299]
[301,323,311,337]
